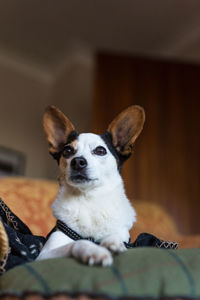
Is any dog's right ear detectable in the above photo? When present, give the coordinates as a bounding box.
[43,106,75,155]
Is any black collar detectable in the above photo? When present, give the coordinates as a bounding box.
[47,219,178,250]
[56,219,96,243]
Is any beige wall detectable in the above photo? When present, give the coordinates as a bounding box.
[0,51,94,179]
[0,59,51,178]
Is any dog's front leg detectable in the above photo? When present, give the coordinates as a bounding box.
[100,231,129,254]
[37,231,113,266]
[36,231,74,260]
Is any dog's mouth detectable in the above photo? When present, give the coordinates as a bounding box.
[70,173,92,183]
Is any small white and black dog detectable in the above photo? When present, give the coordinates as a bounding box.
[37,105,145,266]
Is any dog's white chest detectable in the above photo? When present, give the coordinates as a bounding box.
[52,188,135,242]
[67,201,115,237]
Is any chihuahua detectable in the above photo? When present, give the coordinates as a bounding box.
[37,105,145,266]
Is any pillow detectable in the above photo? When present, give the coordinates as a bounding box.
[1,248,200,300]
[0,177,58,236]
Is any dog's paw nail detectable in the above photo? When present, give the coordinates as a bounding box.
[89,257,94,265]
[95,250,113,266]
[102,255,113,267]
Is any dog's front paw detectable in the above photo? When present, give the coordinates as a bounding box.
[101,236,126,254]
[71,240,113,266]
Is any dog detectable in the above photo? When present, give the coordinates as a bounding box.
[37,105,145,266]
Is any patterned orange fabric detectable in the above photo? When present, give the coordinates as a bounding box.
[0,177,58,236]
[0,177,200,248]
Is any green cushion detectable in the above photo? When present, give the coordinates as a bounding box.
[1,248,200,299]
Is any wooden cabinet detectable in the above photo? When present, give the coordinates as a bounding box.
[93,53,200,234]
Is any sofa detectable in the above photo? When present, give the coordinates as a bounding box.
[0,177,200,300]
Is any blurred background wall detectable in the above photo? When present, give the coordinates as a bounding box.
[0,0,199,233]
[93,54,200,234]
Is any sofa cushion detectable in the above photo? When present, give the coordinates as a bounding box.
[0,177,57,236]
[1,248,200,299]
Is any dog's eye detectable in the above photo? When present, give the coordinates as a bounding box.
[93,146,107,156]
[62,145,74,158]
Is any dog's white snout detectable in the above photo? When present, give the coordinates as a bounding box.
[71,156,87,171]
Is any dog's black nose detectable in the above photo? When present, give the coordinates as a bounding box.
[71,157,87,171]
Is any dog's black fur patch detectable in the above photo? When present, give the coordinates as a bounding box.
[67,130,78,145]
[50,130,78,164]
[100,131,131,172]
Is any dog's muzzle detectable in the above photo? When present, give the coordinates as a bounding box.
[70,156,90,183]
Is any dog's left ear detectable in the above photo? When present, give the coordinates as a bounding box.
[107,105,145,156]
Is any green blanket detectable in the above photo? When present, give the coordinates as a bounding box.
[1,248,200,299]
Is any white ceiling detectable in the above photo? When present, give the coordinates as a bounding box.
[0,0,200,72]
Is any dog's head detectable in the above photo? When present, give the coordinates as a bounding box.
[43,105,145,191]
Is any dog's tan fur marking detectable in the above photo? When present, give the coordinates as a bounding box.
[69,140,78,150]
[59,156,68,185]
[108,105,145,156]
[58,140,78,186]
[43,105,75,155]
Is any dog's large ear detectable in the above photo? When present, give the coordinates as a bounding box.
[107,105,145,156]
[43,106,75,155]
